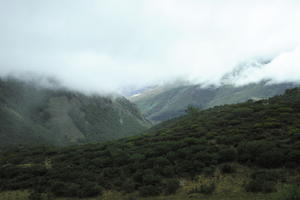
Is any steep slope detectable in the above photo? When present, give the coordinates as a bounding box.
[0,78,151,146]
[130,82,296,123]
[1,88,300,199]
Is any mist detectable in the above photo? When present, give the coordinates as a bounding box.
[1,0,300,94]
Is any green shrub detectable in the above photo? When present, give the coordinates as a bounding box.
[287,150,300,165]
[245,170,283,193]
[202,167,215,177]
[78,182,103,198]
[138,185,161,197]
[28,192,42,200]
[278,185,300,200]
[220,163,236,174]
[121,179,136,193]
[218,148,237,162]
[237,141,274,163]
[251,170,283,182]
[256,150,285,168]
[163,179,180,195]
[245,179,276,193]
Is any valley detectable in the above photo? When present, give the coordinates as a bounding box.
[1,87,300,200]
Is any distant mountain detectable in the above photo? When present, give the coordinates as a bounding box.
[0,78,151,146]
[130,81,297,123]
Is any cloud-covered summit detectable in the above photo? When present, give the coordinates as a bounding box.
[1,0,300,94]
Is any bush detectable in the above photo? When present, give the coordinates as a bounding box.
[28,192,42,200]
[251,170,283,182]
[121,179,136,193]
[237,141,274,163]
[142,174,162,185]
[245,170,280,193]
[218,148,237,163]
[78,182,103,198]
[220,163,236,174]
[138,185,161,197]
[163,179,180,195]
[49,181,103,198]
[202,167,215,177]
[287,150,300,165]
[278,185,300,200]
[256,150,285,168]
[245,179,276,193]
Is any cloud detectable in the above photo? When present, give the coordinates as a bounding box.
[231,47,300,85]
[0,0,300,93]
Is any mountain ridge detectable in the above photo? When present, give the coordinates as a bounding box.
[130,81,298,123]
[0,78,151,146]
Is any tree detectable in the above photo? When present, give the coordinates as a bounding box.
[185,105,200,116]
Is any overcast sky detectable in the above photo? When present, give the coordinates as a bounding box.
[1,0,300,94]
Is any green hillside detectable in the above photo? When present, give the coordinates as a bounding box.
[0,78,151,146]
[1,88,300,200]
[131,82,296,123]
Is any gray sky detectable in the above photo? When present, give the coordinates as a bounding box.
[1,0,300,93]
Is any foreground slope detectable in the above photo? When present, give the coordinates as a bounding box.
[131,82,296,123]
[0,78,151,146]
[1,88,300,199]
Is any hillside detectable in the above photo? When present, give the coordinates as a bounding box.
[130,82,297,123]
[1,88,300,200]
[0,78,151,146]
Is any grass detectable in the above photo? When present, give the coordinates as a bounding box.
[0,190,29,200]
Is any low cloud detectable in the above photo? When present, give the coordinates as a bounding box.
[1,0,300,94]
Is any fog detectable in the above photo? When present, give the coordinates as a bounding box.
[1,0,300,94]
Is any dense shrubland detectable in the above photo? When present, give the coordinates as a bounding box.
[0,88,300,199]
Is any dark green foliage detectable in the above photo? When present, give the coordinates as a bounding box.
[287,151,300,165]
[1,88,300,198]
[163,179,180,194]
[279,185,300,200]
[218,148,237,162]
[237,141,274,163]
[256,149,285,168]
[203,167,216,177]
[220,163,236,174]
[138,185,161,197]
[245,170,281,193]
[245,179,276,193]
[121,179,136,193]
[28,192,42,200]
[250,170,285,182]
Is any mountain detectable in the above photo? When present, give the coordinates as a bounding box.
[0,78,151,146]
[1,88,300,199]
[130,81,297,123]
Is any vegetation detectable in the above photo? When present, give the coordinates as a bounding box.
[0,88,300,199]
[0,78,151,146]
